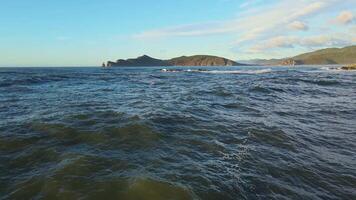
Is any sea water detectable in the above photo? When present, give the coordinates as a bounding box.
[0,66,355,199]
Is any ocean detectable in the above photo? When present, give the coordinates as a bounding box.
[0,66,355,199]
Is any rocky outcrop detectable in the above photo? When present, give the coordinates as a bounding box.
[106,55,244,67]
[279,59,304,66]
[341,64,356,70]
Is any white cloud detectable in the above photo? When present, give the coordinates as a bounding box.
[249,36,298,52]
[133,22,230,39]
[288,21,309,31]
[334,11,354,24]
[132,0,355,58]
[134,1,333,40]
[248,34,354,53]
[289,2,326,19]
[230,1,328,44]
[301,35,351,47]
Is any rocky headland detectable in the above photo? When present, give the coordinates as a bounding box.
[105,55,244,67]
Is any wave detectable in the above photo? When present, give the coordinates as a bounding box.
[201,69,272,74]
[0,75,68,88]
[303,66,356,73]
[320,66,344,72]
[160,68,272,74]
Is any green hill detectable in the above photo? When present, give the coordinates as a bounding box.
[240,45,356,66]
[168,55,239,66]
[292,46,356,65]
[106,55,244,67]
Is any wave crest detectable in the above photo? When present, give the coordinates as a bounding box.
[202,69,272,74]
[161,68,272,74]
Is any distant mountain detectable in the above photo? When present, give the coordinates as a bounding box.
[106,55,244,67]
[239,45,356,66]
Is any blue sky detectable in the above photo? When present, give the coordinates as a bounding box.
[0,0,355,66]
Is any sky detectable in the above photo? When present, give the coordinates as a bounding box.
[0,0,355,67]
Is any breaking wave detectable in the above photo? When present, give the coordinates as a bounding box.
[201,69,272,74]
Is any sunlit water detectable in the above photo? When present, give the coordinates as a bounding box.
[0,66,355,199]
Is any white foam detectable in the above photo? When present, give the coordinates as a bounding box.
[201,69,272,74]
[160,68,181,72]
[303,66,355,73]
[320,66,342,71]
[160,68,273,74]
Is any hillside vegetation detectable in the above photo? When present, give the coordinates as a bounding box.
[106,55,243,67]
[241,45,356,65]
[293,46,356,65]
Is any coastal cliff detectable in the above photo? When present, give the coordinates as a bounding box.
[106,55,243,67]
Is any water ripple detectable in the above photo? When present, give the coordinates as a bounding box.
[0,66,355,199]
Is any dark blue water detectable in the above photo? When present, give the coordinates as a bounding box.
[0,66,355,199]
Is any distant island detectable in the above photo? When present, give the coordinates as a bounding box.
[104,55,245,67]
[239,45,356,66]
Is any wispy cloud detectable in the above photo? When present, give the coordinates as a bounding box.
[133,22,230,39]
[133,0,355,58]
[333,11,354,25]
[248,33,354,53]
[288,21,309,31]
[239,0,262,8]
[134,1,329,40]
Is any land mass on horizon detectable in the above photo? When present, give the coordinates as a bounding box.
[240,45,356,66]
[104,45,356,67]
[105,55,244,67]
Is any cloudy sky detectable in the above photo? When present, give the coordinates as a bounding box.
[0,0,355,66]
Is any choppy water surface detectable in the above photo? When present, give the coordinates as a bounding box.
[0,66,355,200]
